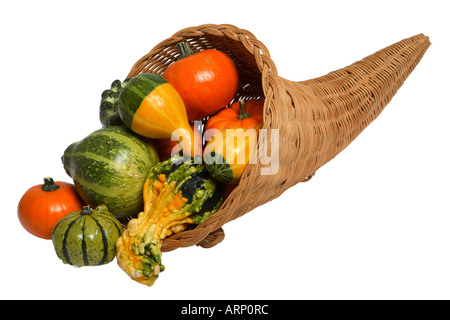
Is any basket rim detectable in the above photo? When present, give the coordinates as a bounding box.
[127,23,279,80]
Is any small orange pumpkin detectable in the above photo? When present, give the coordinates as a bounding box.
[17,177,84,239]
[205,99,264,132]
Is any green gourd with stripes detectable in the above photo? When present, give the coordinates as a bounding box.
[62,126,159,219]
[52,205,123,267]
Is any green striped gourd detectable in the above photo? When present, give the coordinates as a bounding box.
[62,126,159,219]
[52,205,123,267]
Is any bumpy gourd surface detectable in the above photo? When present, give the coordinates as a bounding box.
[99,79,129,127]
[116,156,223,286]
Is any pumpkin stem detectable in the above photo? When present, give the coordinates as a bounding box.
[80,206,92,216]
[177,42,197,59]
[41,177,60,192]
[237,100,251,120]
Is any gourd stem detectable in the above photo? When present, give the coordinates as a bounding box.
[41,177,60,192]
[176,42,197,59]
[237,100,250,120]
[80,206,92,215]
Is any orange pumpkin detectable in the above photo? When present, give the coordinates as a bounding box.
[205,99,264,132]
[17,177,84,239]
[163,42,239,121]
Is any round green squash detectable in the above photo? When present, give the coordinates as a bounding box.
[62,126,159,219]
[52,205,123,267]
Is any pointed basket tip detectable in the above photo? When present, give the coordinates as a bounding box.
[285,31,432,188]
[411,33,431,46]
[417,33,431,42]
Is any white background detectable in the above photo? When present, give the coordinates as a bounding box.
[1,0,449,300]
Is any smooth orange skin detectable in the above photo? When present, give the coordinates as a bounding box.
[17,181,84,239]
[164,49,239,122]
[205,99,264,132]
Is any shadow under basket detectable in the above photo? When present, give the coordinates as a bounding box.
[125,24,430,252]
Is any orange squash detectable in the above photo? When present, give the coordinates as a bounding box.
[205,99,264,132]
[163,42,239,121]
[17,177,84,239]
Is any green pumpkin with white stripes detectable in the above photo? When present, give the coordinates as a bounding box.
[62,126,159,219]
[52,205,123,267]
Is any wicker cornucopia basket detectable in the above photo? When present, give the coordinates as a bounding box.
[126,24,430,252]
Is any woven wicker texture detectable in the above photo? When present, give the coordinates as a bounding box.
[126,24,430,252]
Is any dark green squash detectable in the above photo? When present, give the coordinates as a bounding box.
[52,205,123,267]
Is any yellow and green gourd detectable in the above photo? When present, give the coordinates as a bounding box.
[118,73,200,158]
